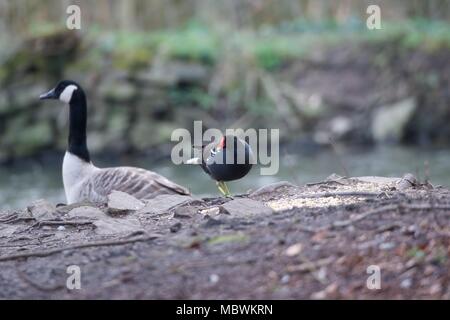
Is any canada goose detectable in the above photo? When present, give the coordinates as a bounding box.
[187,135,254,196]
[39,80,190,204]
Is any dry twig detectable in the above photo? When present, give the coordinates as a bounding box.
[0,234,159,262]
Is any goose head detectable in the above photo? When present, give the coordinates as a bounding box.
[39,80,82,104]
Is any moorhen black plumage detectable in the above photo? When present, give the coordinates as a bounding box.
[187,135,254,196]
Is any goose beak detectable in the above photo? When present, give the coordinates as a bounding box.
[39,88,57,100]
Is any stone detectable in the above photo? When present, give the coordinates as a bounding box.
[107,191,145,213]
[139,195,197,215]
[356,176,401,185]
[220,198,273,216]
[199,207,220,216]
[202,217,224,228]
[170,222,182,233]
[93,217,143,235]
[397,173,418,191]
[66,206,106,220]
[209,274,220,284]
[56,201,97,215]
[371,98,417,142]
[173,206,197,219]
[28,199,56,220]
[329,116,352,137]
[326,173,345,181]
[285,243,303,256]
[0,224,19,238]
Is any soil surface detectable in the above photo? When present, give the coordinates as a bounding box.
[1,175,450,299]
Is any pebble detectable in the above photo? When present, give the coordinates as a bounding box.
[400,278,412,289]
[285,243,303,256]
[280,274,290,284]
[170,222,182,233]
[209,274,220,284]
[379,242,395,250]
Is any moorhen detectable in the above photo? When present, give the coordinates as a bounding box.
[187,135,254,196]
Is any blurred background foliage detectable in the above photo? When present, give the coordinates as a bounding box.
[1,1,450,159]
[0,0,450,207]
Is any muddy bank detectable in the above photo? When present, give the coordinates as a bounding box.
[0,175,449,299]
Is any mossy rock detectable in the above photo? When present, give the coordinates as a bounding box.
[99,81,138,103]
[1,30,80,81]
[3,117,53,157]
[130,121,177,150]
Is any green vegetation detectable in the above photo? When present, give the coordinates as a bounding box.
[80,19,450,71]
[1,16,450,160]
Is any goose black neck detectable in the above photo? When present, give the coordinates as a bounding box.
[68,90,90,163]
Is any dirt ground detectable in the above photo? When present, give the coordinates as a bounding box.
[1,175,450,299]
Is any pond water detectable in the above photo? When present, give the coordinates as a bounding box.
[1,146,449,210]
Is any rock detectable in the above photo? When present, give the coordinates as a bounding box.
[281,274,290,284]
[356,176,401,185]
[209,274,220,284]
[249,181,297,197]
[371,98,417,142]
[139,195,197,215]
[27,199,56,220]
[56,201,96,215]
[0,224,19,238]
[202,217,224,228]
[326,173,345,181]
[397,173,418,190]
[173,206,197,219]
[66,206,106,220]
[285,243,303,256]
[107,191,145,213]
[329,116,352,137]
[220,198,273,216]
[170,222,182,233]
[379,242,395,250]
[93,217,143,235]
[400,278,412,289]
[199,207,220,216]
